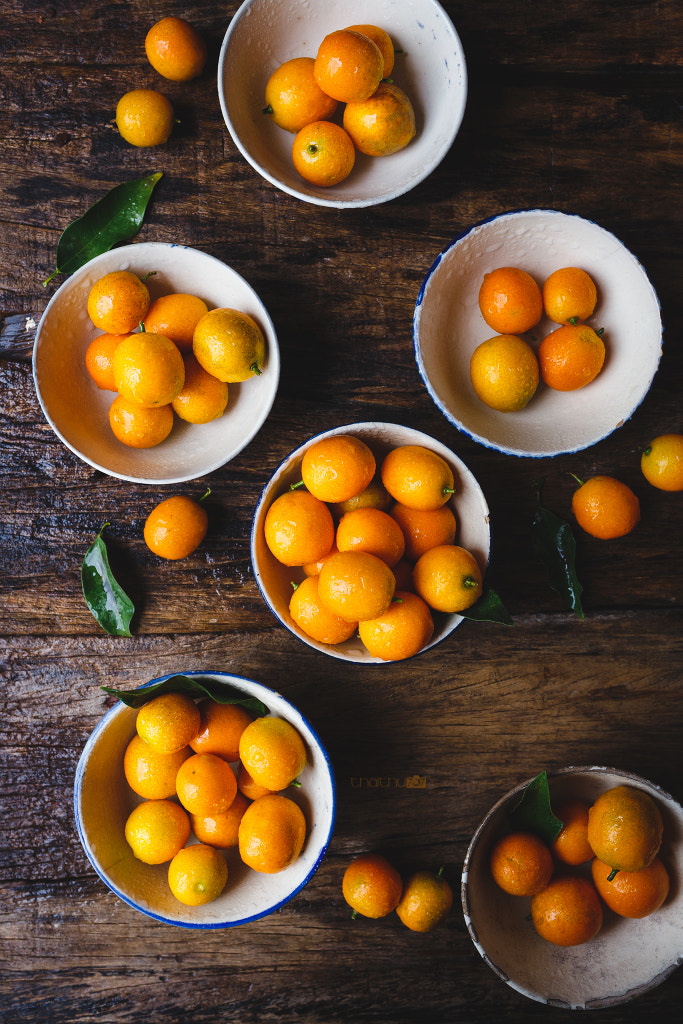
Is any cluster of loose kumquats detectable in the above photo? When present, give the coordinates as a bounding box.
[84,269,265,449]
[263,25,416,187]
[122,691,309,906]
[490,784,669,947]
[341,852,453,933]
[469,265,607,414]
[264,434,484,662]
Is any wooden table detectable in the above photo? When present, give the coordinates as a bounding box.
[1,2,681,1021]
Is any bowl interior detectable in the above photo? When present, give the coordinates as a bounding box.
[414,210,663,457]
[462,767,683,1008]
[74,673,335,928]
[251,421,491,663]
[218,0,467,208]
[34,243,280,484]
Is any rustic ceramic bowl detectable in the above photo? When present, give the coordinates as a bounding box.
[251,421,491,664]
[74,672,335,929]
[462,766,683,1009]
[414,209,663,457]
[218,0,467,208]
[33,243,280,484]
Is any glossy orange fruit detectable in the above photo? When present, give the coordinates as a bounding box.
[123,734,191,800]
[314,29,383,103]
[145,16,207,82]
[342,853,403,919]
[591,855,670,918]
[238,716,307,792]
[168,843,228,906]
[469,334,540,412]
[389,502,457,563]
[343,82,416,157]
[551,799,594,865]
[336,507,406,568]
[175,752,238,816]
[571,475,640,539]
[358,590,434,662]
[346,24,395,77]
[191,791,250,850]
[395,868,453,932]
[289,575,358,645]
[301,434,376,504]
[115,89,174,147]
[171,354,229,424]
[85,333,127,390]
[412,544,483,613]
[542,267,598,325]
[330,479,391,518]
[380,445,455,512]
[302,542,339,577]
[237,761,274,802]
[292,120,356,187]
[124,799,190,864]
[238,794,307,873]
[144,494,209,560]
[531,876,603,946]
[87,271,150,335]
[193,307,266,383]
[113,332,185,408]
[641,433,683,491]
[317,549,396,622]
[143,293,209,353]
[136,692,201,753]
[108,394,174,448]
[264,56,338,133]
[489,831,553,896]
[538,324,605,391]
[587,785,663,872]
[189,700,253,762]
[478,267,543,335]
[264,489,335,567]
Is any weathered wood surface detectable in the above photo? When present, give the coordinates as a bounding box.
[0,2,681,1022]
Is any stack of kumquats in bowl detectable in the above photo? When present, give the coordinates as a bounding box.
[414,209,663,457]
[33,242,280,484]
[74,672,335,928]
[218,0,467,207]
[251,422,491,664]
[461,766,683,1009]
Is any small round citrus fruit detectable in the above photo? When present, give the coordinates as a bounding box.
[87,271,150,334]
[264,56,338,133]
[289,575,358,645]
[113,332,185,408]
[302,542,339,577]
[108,395,174,448]
[193,307,265,383]
[237,762,274,802]
[318,549,396,622]
[571,475,640,539]
[389,502,457,563]
[314,29,383,103]
[412,544,483,613]
[342,853,403,919]
[331,479,391,518]
[591,855,670,918]
[238,793,307,874]
[115,89,174,147]
[395,868,453,932]
[551,799,594,865]
[542,267,598,324]
[292,120,355,187]
[85,333,127,390]
[489,831,553,896]
[136,691,201,753]
[144,495,209,560]
[538,324,605,391]
[191,791,250,850]
[531,876,603,946]
[478,267,543,335]
[381,445,455,512]
[587,784,663,872]
[346,24,395,76]
[358,590,434,662]
[301,434,376,504]
[145,16,207,82]
[189,700,253,762]
[264,489,335,567]
[336,507,406,568]
[470,334,540,412]
[238,716,307,792]
[175,752,238,816]
[143,293,209,353]
[641,433,683,491]
[123,734,191,800]
[172,354,229,424]
[168,843,228,906]
[343,82,416,157]
[124,799,190,864]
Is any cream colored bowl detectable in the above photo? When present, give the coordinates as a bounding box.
[34,243,280,484]
[218,0,467,208]
[462,767,683,1008]
[74,672,335,928]
[250,421,491,663]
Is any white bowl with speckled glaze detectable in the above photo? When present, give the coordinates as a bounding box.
[218,0,467,207]
[74,672,335,929]
[414,209,663,457]
[34,243,280,484]
[251,422,491,663]
[462,766,683,1009]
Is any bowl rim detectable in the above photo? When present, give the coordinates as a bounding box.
[73,671,336,929]
[33,242,281,485]
[461,765,683,1009]
[249,420,491,664]
[217,0,468,209]
[413,207,664,458]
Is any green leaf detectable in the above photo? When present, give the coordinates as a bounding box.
[43,173,163,285]
[101,674,269,717]
[510,770,564,845]
[81,524,134,637]
[461,586,513,625]
[531,482,584,619]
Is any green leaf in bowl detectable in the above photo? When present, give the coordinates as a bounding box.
[81,524,134,637]
[531,481,584,619]
[101,674,269,717]
[461,586,513,625]
[510,770,564,845]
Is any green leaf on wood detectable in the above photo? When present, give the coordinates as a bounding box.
[460,586,513,625]
[81,524,134,637]
[43,172,163,286]
[510,770,564,845]
[531,481,584,619]
[101,673,268,716]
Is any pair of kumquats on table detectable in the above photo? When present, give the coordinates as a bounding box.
[263,24,416,187]
[123,691,308,906]
[264,434,483,661]
[84,269,265,448]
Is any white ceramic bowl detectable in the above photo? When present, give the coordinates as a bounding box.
[251,421,491,663]
[414,209,663,457]
[74,672,335,929]
[462,766,683,1009]
[34,243,280,484]
[218,0,467,208]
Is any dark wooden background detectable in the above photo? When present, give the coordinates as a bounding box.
[0,1,681,1021]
